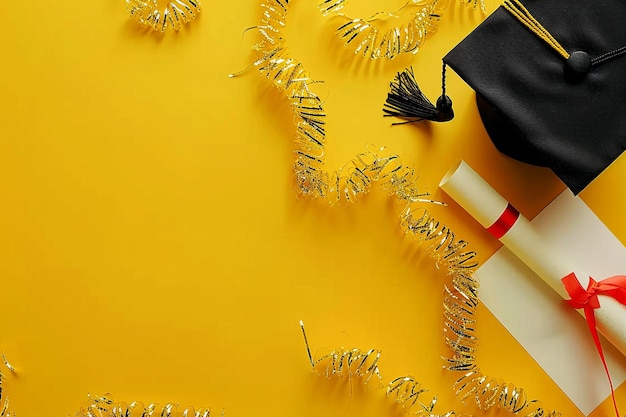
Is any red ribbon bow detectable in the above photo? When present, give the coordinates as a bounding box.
[562,273,626,417]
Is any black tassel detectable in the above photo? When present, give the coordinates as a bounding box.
[383,65,454,125]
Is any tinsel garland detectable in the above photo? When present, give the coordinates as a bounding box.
[75,393,222,417]
[0,373,14,417]
[125,0,201,32]
[318,0,486,60]
[320,0,441,60]
[232,0,562,415]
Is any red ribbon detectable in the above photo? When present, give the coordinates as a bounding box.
[486,203,519,239]
[562,273,626,417]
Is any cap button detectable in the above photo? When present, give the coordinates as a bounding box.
[565,51,591,82]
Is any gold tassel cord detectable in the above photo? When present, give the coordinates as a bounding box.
[235,0,561,414]
[502,0,569,60]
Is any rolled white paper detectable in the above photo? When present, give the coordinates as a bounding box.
[439,160,626,358]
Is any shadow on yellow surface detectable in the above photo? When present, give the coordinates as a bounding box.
[0,0,623,416]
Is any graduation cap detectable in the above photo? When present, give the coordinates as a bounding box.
[384,0,626,194]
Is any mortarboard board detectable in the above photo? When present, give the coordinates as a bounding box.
[385,0,626,194]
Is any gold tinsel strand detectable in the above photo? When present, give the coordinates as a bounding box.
[125,0,201,32]
[317,0,487,60]
[314,348,384,386]
[454,372,561,417]
[235,0,562,415]
[388,376,458,416]
[1,355,14,374]
[0,355,16,417]
[454,0,487,14]
[75,393,223,417]
[0,373,14,417]
[335,3,440,60]
[301,321,383,387]
[318,0,486,16]
[301,323,459,416]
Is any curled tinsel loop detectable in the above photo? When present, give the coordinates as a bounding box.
[318,0,487,60]
[453,371,561,417]
[1,354,14,373]
[318,0,347,16]
[319,0,486,16]
[314,348,384,386]
[400,206,478,271]
[0,373,14,417]
[333,2,440,60]
[454,0,486,14]
[387,376,457,416]
[75,393,223,417]
[398,204,562,416]
[300,321,383,387]
[125,0,201,32]
[441,277,479,372]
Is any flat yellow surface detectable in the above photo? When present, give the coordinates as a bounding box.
[0,0,624,415]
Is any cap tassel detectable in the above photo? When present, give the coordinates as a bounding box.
[383,64,454,125]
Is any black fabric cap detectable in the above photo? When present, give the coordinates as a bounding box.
[444,0,626,194]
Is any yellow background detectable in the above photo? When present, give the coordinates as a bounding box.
[1,0,625,415]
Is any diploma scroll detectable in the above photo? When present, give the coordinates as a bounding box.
[439,160,626,358]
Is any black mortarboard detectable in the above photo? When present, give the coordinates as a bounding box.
[384,0,626,194]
